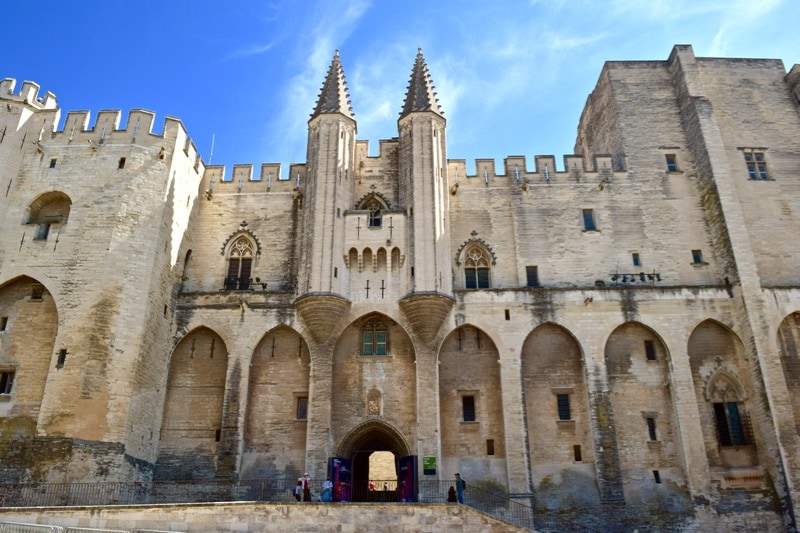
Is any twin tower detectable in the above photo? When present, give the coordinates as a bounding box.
[295,49,454,345]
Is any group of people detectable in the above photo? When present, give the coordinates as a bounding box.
[293,471,466,504]
[294,472,334,502]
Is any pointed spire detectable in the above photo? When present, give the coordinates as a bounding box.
[400,48,444,119]
[311,50,355,121]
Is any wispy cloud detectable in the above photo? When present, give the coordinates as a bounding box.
[708,0,783,56]
[226,42,274,60]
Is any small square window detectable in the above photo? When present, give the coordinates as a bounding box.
[691,249,704,265]
[30,285,44,300]
[665,155,679,172]
[632,253,641,267]
[0,370,14,394]
[556,394,571,421]
[0,316,7,331]
[526,266,539,287]
[744,152,768,180]
[296,396,309,420]
[644,340,656,361]
[49,158,57,168]
[118,157,126,169]
[462,395,476,422]
[582,209,597,231]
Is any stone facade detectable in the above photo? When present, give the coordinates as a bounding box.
[1,45,799,530]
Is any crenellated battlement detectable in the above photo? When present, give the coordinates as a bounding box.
[447,154,619,192]
[201,162,307,196]
[51,108,191,148]
[0,78,58,110]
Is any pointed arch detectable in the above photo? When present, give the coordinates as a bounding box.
[456,240,494,289]
[521,322,599,507]
[331,313,417,457]
[777,312,800,435]
[439,324,506,487]
[156,326,229,479]
[356,193,390,228]
[242,326,310,478]
[223,234,256,290]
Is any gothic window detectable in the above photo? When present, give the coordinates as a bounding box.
[713,402,753,446]
[225,236,254,290]
[361,318,388,356]
[24,191,71,241]
[464,247,491,289]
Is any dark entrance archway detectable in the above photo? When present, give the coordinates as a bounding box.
[336,421,411,502]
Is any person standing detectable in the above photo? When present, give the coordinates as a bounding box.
[322,477,334,502]
[455,473,465,504]
[294,481,302,502]
[299,472,312,502]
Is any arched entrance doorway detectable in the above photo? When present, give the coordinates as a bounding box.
[334,421,412,502]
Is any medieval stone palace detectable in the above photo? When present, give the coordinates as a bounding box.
[1,44,800,530]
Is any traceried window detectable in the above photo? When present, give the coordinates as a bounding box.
[744,151,768,180]
[225,236,254,290]
[464,247,491,289]
[361,318,388,356]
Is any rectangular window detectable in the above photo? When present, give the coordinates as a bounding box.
[526,266,540,287]
[375,331,387,356]
[0,371,14,394]
[462,395,476,422]
[644,340,656,361]
[653,470,661,484]
[30,285,44,300]
[744,152,768,180]
[118,157,126,169]
[556,394,571,421]
[665,154,678,172]
[477,268,490,288]
[486,439,495,455]
[362,331,374,356]
[714,402,752,446]
[0,316,7,331]
[296,396,309,420]
[573,445,582,462]
[34,223,50,241]
[632,253,641,267]
[57,349,68,368]
[465,269,477,289]
[49,158,57,168]
[504,309,510,321]
[582,209,596,231]
[691,249,704,264]
[646,417,658,441]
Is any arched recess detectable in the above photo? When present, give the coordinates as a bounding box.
[156,327,229,480]
[605,322,689,510]
[24,191,71,240]
[777,312,800,435]
[241,326,310,478]
[521,322,597,508]
[688,320,759,471]
[0,276,58,435]
[331,313,417,468]
[439,325,506,488]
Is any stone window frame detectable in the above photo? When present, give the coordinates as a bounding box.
[360,317,389,356]
[552,387,575,427]
[224,235,256,290]
[740,148,770,180]
[581,208,598,232]
[463,245,492,289]
[458,390,479,423]
[294,392,309,421]
[0,366,16,400]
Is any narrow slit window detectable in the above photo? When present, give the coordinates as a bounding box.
[486,439,495,456]
[632,253,641,267]
[296,396,309,420]
[646,417,658,441]
[573,445,582,462]
[0,316,7,331]
[0,370,14,394]
[118,157,126,169]
[526,265,539,287]
[644,340,656,361]
[653,470,661,484]
[582,209,597,231]
[691,249,704,265]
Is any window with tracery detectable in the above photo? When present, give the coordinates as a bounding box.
[225,237,254,290]
[464,247,491,289]
[361,318,388,356]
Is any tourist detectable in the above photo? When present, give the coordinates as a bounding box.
[447,485,457,502]
[455,473,465,504]
[322,477,334,502]
[299,472,312,502]
[294,481,302,502]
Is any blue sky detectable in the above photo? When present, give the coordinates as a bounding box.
[4,1,798,174]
